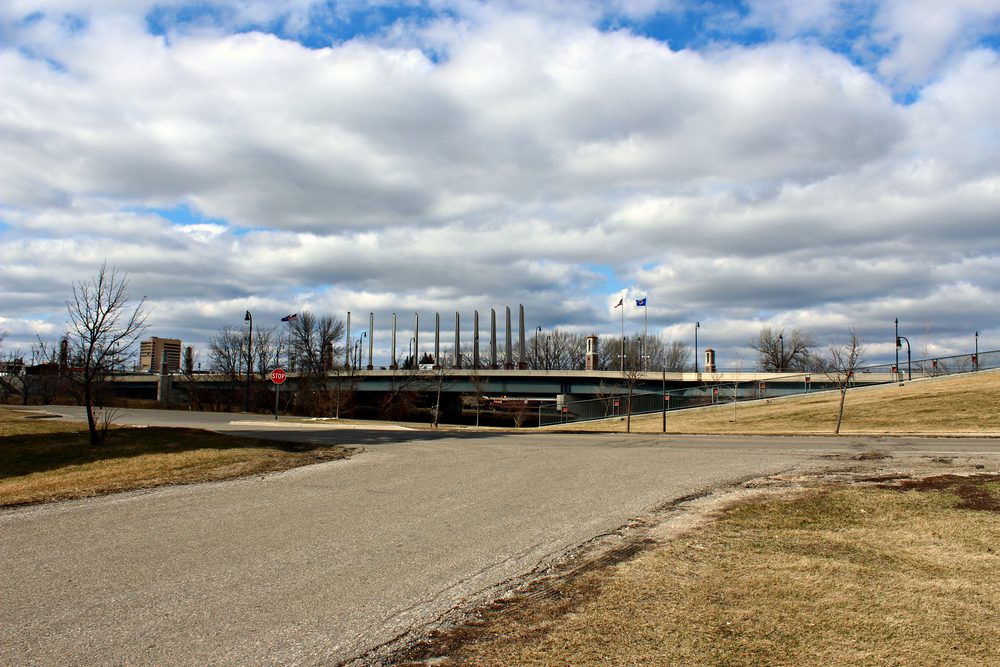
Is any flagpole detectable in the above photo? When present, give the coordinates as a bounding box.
[620,299,625,373]
[643,301,648,372]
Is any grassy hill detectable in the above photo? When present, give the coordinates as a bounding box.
[549,370,1000,436]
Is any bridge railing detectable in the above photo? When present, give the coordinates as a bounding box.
[538,348,997,426]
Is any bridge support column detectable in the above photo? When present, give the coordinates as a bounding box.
[345,311,351,368]
[454,312,462,368]
[367,312,374,370]
[390,313,397,369]
[434,313,440,368]
[504,307,513,369]
[473,310,480,369]
[157,351,172,404]
[490,308,498,369]
[518,304,527,369]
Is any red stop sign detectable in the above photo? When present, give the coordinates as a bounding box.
[270,368,287,384]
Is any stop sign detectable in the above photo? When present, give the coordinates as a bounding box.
[270,368,287,384]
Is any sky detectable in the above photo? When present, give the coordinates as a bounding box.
[1,0,999,369]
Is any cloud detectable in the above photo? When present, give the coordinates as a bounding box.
[874,0,1000,88]
[0,2,998,368]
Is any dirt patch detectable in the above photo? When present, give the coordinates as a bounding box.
[852,449,890,460]
[879,473,1000,512]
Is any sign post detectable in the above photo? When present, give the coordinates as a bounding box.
[270,368,286,420]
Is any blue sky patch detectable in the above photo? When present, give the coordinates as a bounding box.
[584,263,627,294]
[609,2,769,51]
[128,203,228,228]
[145,1,450,51]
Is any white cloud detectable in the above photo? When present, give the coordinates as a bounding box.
[874,0,1000,87]
[0,3,998,367]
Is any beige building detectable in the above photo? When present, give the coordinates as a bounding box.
[139,337,182,373]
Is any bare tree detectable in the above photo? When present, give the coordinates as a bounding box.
[526,330,591,370]
[66,263,149,446]
[825,327,865,435]
[286,312,344,376]
[207,326,244,409]
[208,327,244,379]
[466,370,490,427]
[285,311,346,416]
[709,359,745,422]
[662,340,691,372]
[0,346,20,404]
[752,326,816,372]
[593,380,622,418]
[377,365,424,420]
[562,332,587,370]
[430,366,449,428]
[252,326,282,375]
[597,334,623,371]
[622,353,643,433]
[23,336,63,405]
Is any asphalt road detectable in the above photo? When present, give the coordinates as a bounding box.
[4,408,998,665]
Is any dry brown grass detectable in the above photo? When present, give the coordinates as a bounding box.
[550,370,1000,435]
[409,476,1000,666]
[0,407,353,507]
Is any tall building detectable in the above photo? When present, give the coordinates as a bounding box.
[139,337,182,373]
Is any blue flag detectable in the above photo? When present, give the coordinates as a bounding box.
[281,313,298,322]
[636,298,647,307]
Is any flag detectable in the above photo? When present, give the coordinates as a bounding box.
[636,298,646,307]
[281,313,298,322]
[614,297,623,308]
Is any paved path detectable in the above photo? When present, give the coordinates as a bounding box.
[4,408,997,665]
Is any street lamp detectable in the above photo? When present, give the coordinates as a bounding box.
[244,310,253,412]
[694,321,700,373]
[894,318,899,377]
[975,331,979,371]
[535,326,542,369]
[354,332,366,368]
[546,334,551,371]
[896,332,911,381]
[778,333,784,373]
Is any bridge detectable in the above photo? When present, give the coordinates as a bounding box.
[104,366,899,425]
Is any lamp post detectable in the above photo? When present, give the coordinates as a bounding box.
[778,333,784,372]
[535,326,541,369]
[244,310,252,412]
[694,321,700,373]
[354,332,366,369]
[896,332,911,381]
[975,331,979,371]
[546,334,551,370]
[408,337,415,369]
[894,318,899,377]
[661,368,667,433]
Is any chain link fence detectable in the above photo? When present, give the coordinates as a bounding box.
[538,348,996,426]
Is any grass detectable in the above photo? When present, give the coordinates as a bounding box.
[0,407,353,507]
[549,370,1000,435]
[407,476,1000,666]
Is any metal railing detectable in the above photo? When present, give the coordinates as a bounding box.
[538,348,997,426]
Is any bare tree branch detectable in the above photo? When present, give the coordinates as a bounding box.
[66,262,149,445]
[825,327,865,435]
